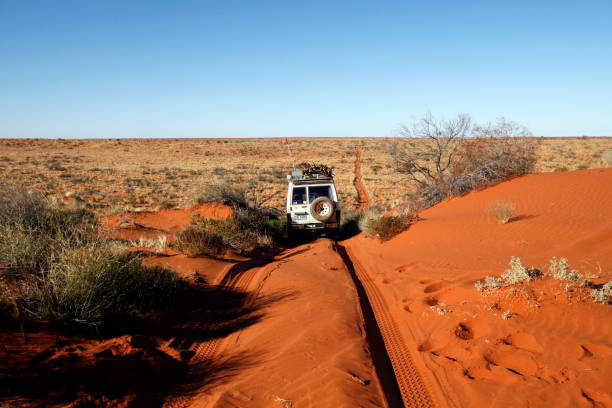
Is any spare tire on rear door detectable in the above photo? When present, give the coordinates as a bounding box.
[310,197,334,222]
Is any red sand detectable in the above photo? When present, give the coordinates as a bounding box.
[100,202,233,242]
[345,168,612,407]
[2,169,611,407]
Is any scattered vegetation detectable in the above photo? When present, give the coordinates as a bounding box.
[174,224,226,257]
[476,257,541,291]
[192,183,247,208]
[548,257,581,282]
[155,198,175,210]
[0,183,179,326]
[178,184,277,254]
[488,200,516,224]
[475,255,611,306]
[388,113,536,210]
[591,281,612,303]
[358,207,413,241]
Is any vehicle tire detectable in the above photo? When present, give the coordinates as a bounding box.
[310,197,334,222]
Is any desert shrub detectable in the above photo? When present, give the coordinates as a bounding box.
[199,217,260,251]
[554,167,569,172]
[0,184,179,325]
[267,217,287,235]
[15,248,179,323]
[213,167,229,176]
[0,184,96,271]
[174,224,225,257]
[359,207,412,241]
[369,215,413,241]
[192,183,247,208]
[548,257,581,282]
[388,114,535,209]
[155,198,174,210]
[358,207,384,235]
[175,215,262,255]
[488,200,516,224]
[451,135,535,195]
[501,256,541,284]
[475,256,541,290]
[591,281,612,303]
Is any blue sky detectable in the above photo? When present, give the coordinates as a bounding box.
[1,0,610,138]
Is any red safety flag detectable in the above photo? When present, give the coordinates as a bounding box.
[281,138,288,145]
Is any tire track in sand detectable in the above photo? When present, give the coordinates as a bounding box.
[354,146,371,211]
[335,242,436,408]
[163,264,263,408]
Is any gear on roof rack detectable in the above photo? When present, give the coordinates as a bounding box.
[302,163,334,179]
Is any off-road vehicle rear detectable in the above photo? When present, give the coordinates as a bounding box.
[286,165,340,236]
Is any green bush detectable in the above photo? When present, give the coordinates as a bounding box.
[174,224,225,257]
[0,184,96,271]
[174,215,262,256]
[18,248,179,322]
[267,217,287,234]
[0,183,179,326]
[359,208,412,241]
[199,217,259,252]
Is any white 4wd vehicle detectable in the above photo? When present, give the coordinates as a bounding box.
[286,170,341,235]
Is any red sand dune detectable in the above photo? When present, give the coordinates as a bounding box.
[345,168,612,407]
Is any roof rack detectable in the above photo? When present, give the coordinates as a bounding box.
[292,176,334,185]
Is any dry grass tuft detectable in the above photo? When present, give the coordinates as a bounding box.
[488,200,516,224]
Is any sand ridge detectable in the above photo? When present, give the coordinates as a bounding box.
[345,168,612,407]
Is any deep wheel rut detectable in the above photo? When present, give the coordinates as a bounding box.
[335,242,436,408]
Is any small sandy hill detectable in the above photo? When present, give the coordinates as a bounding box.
[100,202,232,242]
[345,168,612,407]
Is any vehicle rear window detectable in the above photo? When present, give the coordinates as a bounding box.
[292,187,306,204]
[308,186,331,203]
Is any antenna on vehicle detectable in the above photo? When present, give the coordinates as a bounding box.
[281,138,295,173]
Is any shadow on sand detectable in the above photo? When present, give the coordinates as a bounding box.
[0,280,295,407]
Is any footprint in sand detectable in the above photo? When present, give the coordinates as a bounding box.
[485,348,538,376]
[580,342,612,360]
[453,317,488,341]
[465,365,520,385]
[424,281,447,293]
[502,332,544,353]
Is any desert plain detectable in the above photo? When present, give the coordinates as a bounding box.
[1,136,612,408]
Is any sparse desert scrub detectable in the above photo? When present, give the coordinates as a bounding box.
[174,213,269,256]
[475,256,541,291]
[488,200,516,224]
[1,138,610,214]
[590,281,612,303]
[192,183,248,208]
[15,247,179,323]
[359,207,412,241]
[174,224,226,257]
[388,114,536,209]
[0,183,180,326]
[0,183,97,271]
[548,257,581,282]
[477,256,611,306]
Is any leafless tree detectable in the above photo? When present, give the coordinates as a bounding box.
[388,113,472,205]
[389,114,535,209]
